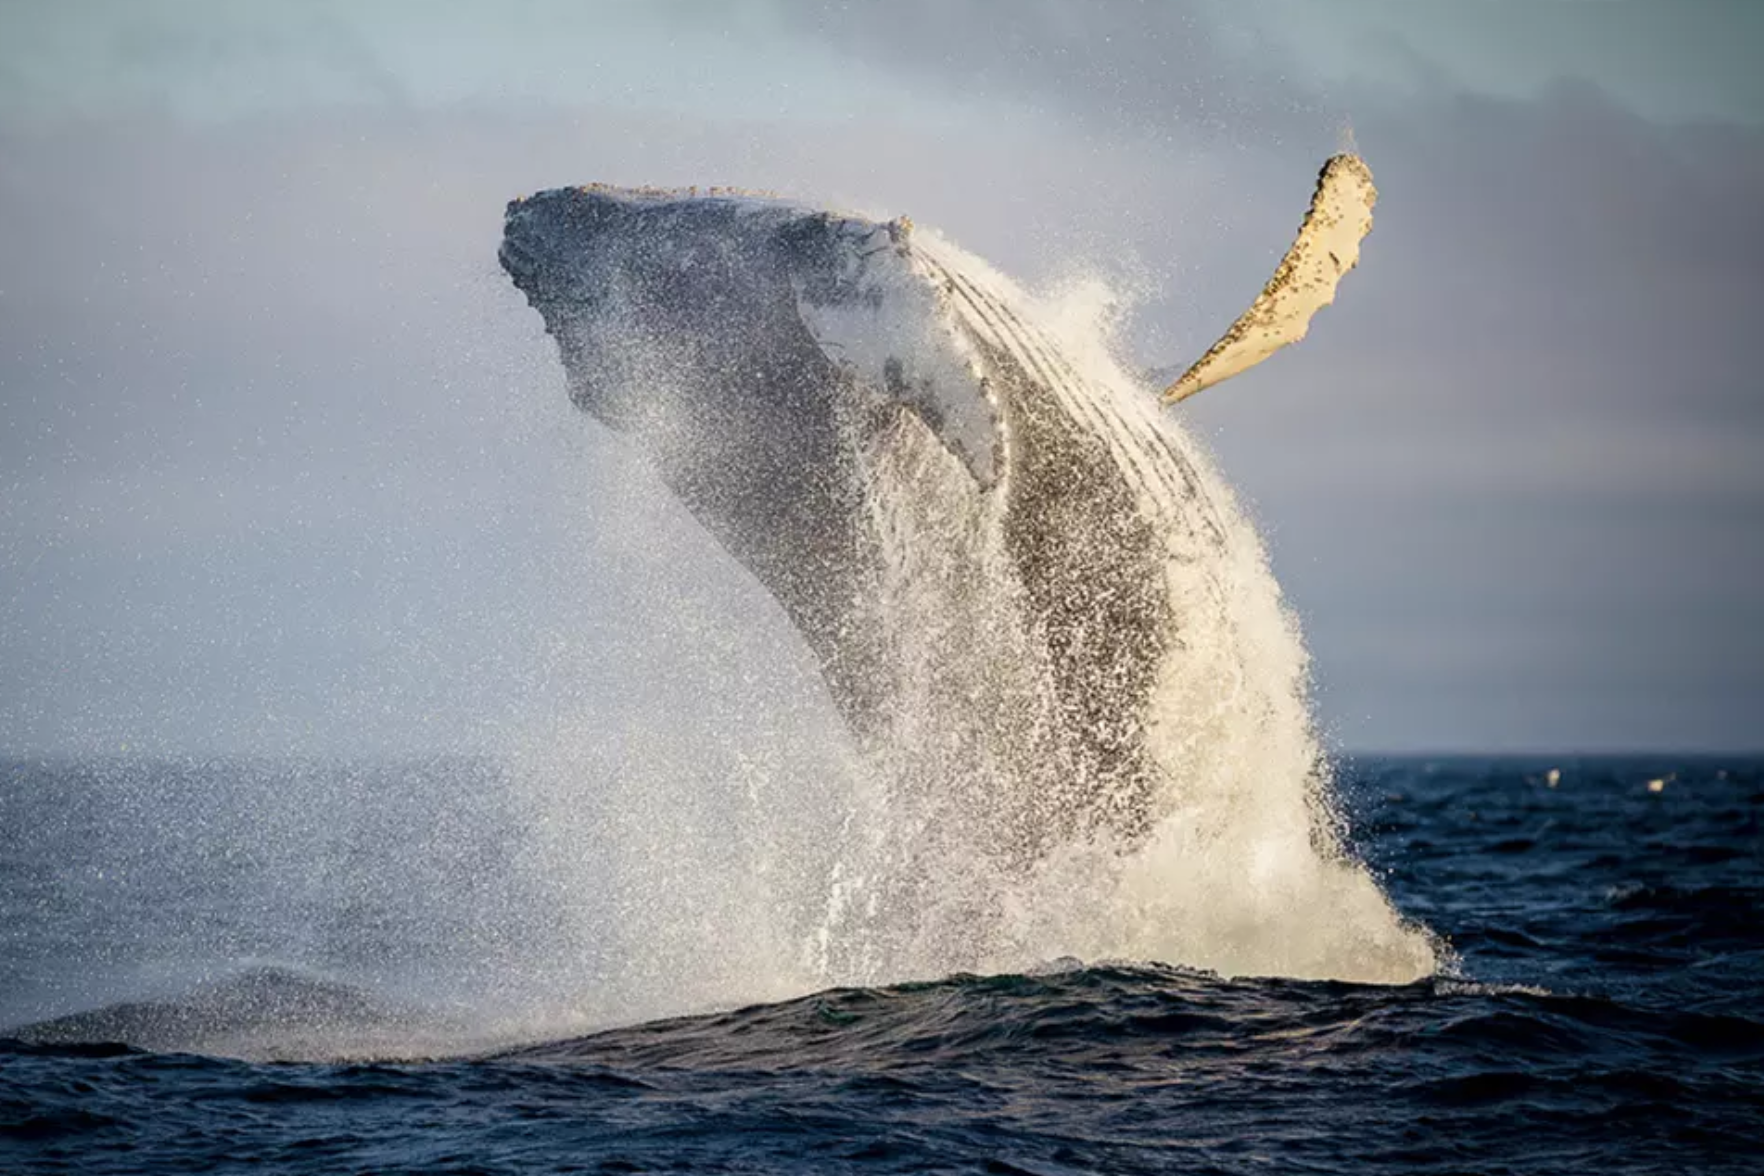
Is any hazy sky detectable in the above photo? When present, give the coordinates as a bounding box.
[2,0,1760,754]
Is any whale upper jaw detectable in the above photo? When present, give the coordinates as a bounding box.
[500,186,1004,489]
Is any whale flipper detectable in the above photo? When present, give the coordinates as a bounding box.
[1163,153,1376,404]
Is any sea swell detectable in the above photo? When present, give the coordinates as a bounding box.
[3,756,1760,1172]
[7,961,1761,1175]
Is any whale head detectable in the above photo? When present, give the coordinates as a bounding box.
[501,188,1002,500]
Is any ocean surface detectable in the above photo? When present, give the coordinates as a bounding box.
[2,754,1760,1173]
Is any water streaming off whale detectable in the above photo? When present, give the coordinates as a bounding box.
[498,170,1437,1000]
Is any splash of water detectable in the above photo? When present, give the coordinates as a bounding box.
[506,227,1436,1033]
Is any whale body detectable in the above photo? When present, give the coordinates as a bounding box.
[499,161,1375,863]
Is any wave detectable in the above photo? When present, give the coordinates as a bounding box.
[9,962,1756,1174]
[14,961,1758,1076]
[499,964,1764,1072]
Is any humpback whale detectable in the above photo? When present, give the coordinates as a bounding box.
[500,158,1376,863]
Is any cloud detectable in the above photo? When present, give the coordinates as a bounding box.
[762,0,1764,131]
[1180,83,1764,749]
[752,0,1332,142]
[0,4,1759,752]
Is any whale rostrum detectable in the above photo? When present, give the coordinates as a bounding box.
[500,157,1375,860]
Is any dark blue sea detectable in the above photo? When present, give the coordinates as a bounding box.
[2,755,1760,1174]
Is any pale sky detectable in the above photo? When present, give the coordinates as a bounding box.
[2,0,1760,753]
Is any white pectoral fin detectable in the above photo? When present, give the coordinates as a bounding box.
[1162,153,1376,405]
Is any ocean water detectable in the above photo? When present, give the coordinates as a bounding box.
[2,753,1759,1174]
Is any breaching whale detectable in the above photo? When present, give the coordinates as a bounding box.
[500,157,1376,862]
